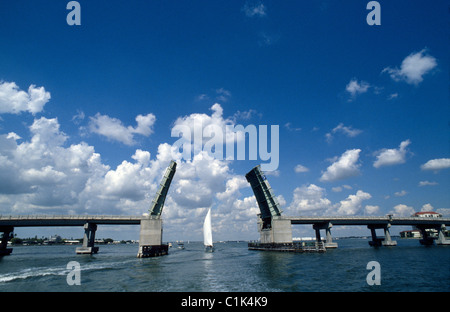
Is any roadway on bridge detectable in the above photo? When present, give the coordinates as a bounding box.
[0,215,143,227]
[281,216,450,226]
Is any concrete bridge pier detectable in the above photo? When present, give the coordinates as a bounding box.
[137,217,168,257]
[368,226,381,246]
[368,224,396,247]
[437,224,450,245]
[418,224,450,246]
[382,223,397,246]
[0,226,13,256]
[313,223,338,248]
[415,225,436,245]
[257,217,293,244]
[76,223,99,254]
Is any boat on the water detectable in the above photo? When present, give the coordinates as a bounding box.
[203,208,214,252]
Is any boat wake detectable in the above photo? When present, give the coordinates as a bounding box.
[0,259,136,284]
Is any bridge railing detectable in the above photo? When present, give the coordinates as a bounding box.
[282,215,449,221]
[0,215,142,220]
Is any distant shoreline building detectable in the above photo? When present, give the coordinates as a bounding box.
[400,211,445,239]
[412,211,442,218]
[399,230,422,239]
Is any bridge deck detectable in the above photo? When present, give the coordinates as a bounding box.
[281,216,450,226]
[2,215,449,228]
[0,215,142,227]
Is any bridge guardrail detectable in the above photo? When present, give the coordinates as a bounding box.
[0,215,142,220]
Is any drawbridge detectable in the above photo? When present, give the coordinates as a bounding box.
[0,160,179,257]
[245,165,297,249]
[245,165,450,252]
[138,160,177,257]
[245,165,282,230]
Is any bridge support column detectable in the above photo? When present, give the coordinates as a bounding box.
[368,224,396,247]
[368,226,380,246]
[249,217,326,252]
[382,223,397,246]
[137,217,168,257]
[313,223,338,248]
[417,226,435,245]
[0,226,13,256]
[258,217,292,244]
[76,223,99,254]
[314,226,321,244]
[437,224,450,245]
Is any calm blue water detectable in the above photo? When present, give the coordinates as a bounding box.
[0,239,448,292]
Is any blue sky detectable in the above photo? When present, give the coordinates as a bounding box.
[0,0,448,240]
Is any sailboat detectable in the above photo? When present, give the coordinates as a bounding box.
[203,208,214,252]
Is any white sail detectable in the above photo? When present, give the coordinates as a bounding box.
[203,208,213,247]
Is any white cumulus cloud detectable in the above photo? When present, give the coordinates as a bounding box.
[286,185,372,217]
[336,190,372,215]
[88,113,156,145]
[390,204,415,217]
[287,184,332,215]
[325,123,362,142]
[420,158,450,172]
[0,115,171,215]
[345,79,370,100]
[418,181,438,187]
[373,139,411,168]
[0,100,267,239]
[382,49,437,85]
[294,164,309,173]
[320,149,361,182]
[421,203,433,212]
[394,190,407,197]
[0,81,51,115]
[365,205,380,215]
